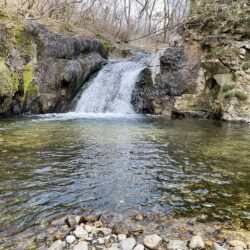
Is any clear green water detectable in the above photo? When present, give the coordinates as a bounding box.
[0,116,249,247]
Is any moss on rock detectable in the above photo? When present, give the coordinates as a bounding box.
[0,59,18,113]
[22,63,34,94]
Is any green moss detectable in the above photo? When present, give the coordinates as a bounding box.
[224,92,234,99]
[95,34,111,55]
[234,91,248,101]
[222,84,235,92]
[26,82,38,95]
[0,59,18,112]
[22,63,34,94]
[224,91,248,101]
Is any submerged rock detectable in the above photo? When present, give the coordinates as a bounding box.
[113,223,129,235]
[65,215,81,228]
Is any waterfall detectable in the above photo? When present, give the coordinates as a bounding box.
[75,60,147,115]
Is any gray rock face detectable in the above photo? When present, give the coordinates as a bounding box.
[119,238,136,250]
[131,68,155,114]
[25,21,107,114]
[131,48,194,116]
[157,47,192,96]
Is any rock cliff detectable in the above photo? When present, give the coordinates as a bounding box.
[0,9,106,115]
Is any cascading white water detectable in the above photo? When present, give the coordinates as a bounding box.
[75,60,146,114]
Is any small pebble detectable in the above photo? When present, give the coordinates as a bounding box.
[98,238,105,244]
[101,228,112,236]
[66,235,76,244]
[188,218,196,225]
[134,214,144,221]
[113,223,129,235]
[65,215,80,228]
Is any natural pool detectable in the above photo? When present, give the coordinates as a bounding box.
[0,115,249,248]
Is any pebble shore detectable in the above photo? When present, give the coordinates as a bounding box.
[46,213,250,250]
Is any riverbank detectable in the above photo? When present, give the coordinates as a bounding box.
[43,212,250,250]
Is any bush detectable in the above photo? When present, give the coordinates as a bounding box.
[224,91,248,101]
[224,92,234,99]
[234,91,248,101]
[222,84,235,92]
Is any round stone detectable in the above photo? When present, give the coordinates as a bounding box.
[119,237,137,250]
[144,234,162,250]
[98,238,105,244]
[66,235,76,244]
[189,236,205,249]
[73,226,88,239]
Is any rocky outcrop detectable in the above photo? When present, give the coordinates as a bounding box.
[0,9,106,115]
[132,0,250,123]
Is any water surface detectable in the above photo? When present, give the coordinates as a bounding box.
[0,116,249,247]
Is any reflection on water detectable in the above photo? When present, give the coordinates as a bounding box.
[0,116,249,247]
